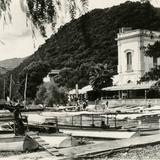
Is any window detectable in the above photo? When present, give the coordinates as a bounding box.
[127,52,132,71]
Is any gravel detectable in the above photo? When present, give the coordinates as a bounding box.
[79,144,160,160]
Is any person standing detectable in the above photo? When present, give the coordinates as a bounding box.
[14,106,25,136]
[106,100,109,109]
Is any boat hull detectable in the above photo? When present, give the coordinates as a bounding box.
[0,134,39,152]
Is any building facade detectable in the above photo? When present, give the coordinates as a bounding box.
[43,70,60,82]
[115,28,160,85]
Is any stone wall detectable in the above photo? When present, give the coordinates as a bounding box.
[106,99,160,107]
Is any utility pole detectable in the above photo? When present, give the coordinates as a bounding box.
[24,73,28,107]
[3,78,5,100]
[9,74,12,100]
[75,83,79,98]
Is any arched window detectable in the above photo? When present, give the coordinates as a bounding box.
[127,52,132,71]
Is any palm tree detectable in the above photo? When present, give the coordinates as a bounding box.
[89,63,113,91]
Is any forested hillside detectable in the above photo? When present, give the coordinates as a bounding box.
[7,1,160,99]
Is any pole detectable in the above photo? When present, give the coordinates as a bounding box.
[75,84,79,98]
[107,115,109,125]
[72,116,74,126]
[3,78,5,100]
[145,90,147,100]
[9,74,12,100]
[80,114,82,128]
[115,115,117,128]
[55,117,59,133]
[92,114,94,126]
[24,73,28,107]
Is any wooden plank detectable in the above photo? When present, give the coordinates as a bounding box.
[26,132,62,157]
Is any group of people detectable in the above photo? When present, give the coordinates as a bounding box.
[75,98,88,111]
[95,98,109,111]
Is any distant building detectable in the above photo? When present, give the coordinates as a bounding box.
[103,28,160,99]
[43,70,60,83]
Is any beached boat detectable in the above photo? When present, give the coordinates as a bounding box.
[0,108,38,152]
[0,133,38,152]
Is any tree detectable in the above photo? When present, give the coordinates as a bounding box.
[145,41,160,65]
[36,82,67,106]
[78,61,96,88]
[53,67,78,89]
[19,61,50,99]
[141,70,160,98]
[0,0,88,37]
[36,83,47,104]
[141,65,160,82]
[0,75,4,99]
[89,63,113,91]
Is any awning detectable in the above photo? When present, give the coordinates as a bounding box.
[79,85,93,94]
[68,85,93,95]
[102,81,157,91]
[68,89,76,95]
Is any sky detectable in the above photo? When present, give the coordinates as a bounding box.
[0,0,160,61]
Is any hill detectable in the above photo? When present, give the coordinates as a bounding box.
[0,58,25,70]
[9,1,160,99]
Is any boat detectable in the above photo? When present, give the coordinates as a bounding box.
[0,133,38,152]
[0,106,39,152]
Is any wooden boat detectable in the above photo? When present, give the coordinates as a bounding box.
[0,133,39,152]
[0,108,38,152]
[60,128,138,140]
[39,133,79,148]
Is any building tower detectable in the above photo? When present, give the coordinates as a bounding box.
[116,28,160,85]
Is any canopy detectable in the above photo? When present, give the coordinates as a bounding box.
[68,85,93,95]
[79,85,93,94]
[68,89,76,95]
[102,81,157,91]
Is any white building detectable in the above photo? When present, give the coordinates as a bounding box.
[103,28,160,99]
[114,28,160,85]
[43,70,60,82]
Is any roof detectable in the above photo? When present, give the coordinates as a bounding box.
[68,85,93,95]
[48,70,60,75]
[102,81,157,91]
[79,85,93,94]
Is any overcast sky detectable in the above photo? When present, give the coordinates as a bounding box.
[0,0,160,61]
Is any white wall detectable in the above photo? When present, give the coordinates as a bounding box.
[116,29,160,85]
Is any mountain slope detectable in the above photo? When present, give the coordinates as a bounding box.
[10,1,160,98]
[0,58,25,70]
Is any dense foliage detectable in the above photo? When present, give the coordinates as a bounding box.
[141,41,160,82]
[145,41,160,58]
[36,82,67,106]
[89,63,113,90]
[141,65,160,82]
[18,61,50,99]
[6,1,160,99]
[140,66,160,98]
